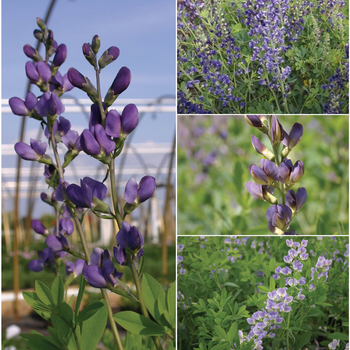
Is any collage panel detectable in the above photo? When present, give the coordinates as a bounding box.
[177,235,349,350]
[177,0,349,115]
[177,115,349,236]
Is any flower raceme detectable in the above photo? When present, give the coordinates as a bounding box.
[245,115,306,235]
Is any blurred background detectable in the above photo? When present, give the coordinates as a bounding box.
[177,115,349,235]
[1,0,176,345]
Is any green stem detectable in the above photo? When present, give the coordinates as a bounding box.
[73,328,82,350]
[130,260,163,350]
[109,158,122,228]
[286,311,291,349]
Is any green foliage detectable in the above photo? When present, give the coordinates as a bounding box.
[177,236,349,350]
[177,115,349,235]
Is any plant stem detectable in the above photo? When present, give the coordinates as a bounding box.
[286,311,291,349]
[130,260,163,350]
[95,68,106,126]
[101,289,124,350]
[109,158,122,228]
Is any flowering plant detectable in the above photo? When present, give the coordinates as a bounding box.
[177,236,349,350]
[10,18,175,350]
[177,0,349,114]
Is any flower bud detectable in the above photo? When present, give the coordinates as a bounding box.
[246,181,277,204]
[36,17,46,31]
[270,116,284,147]
[104,66,131,107]
[281,123,303,158]
[286,188,307,213]
[120,104,138,137]
[52,44,67,68]
[32,220,49,235]
[244,115,269,134]
[67,68,98,103]
[98,46,120,69]
[91,35,101,54]
[33,29,44,41]
[266,204,292,235]
[251,135,275,161]
[23,45,43,62]
[82,43,97,67]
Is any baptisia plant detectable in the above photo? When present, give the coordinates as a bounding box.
[10,18,175,350]
[245,115,306,235]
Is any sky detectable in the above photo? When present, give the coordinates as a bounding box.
[1,0,176,217]
[1,0,176,145]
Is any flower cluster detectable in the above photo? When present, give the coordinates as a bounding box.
[245,115,306,235]
[10,19,156,292]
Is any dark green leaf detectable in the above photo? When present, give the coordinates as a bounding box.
[35,280,55,309]
[21,333,62,350]
[51,276,64,310]
[77,301,104,324]
[142,273,166,320]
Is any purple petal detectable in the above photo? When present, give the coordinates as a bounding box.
[25,61,39,82]
[116,222,131,248]
[61,130,79,148]
[246,181,264,200]
[295,187,307,212]
[278,159,293,183]
[121,104,138,135]
[66,261,74,275]
[25,91,38,111]
[55,179,68,202]
[45,235,64,253]
[288,123,303,148]
[110,66,131,96]
[83,265,107,288]
[60,218,74,235]
[67,68,86,89]
[113,246,128,266]
[62,74,74,92]
[107,46,120,60]
[260,159,279,181]
[30,139,47,156]
[66,183,90,208]
[266,205,278,222]
[80,180,93,208]
[14,142,38,161]
[82,177,107,201]
[23,45,36,59]
[35,92,50,116]
[249,164,269,185]
[89,104,102,128]
[290,161,304,183]
[81,129,101,155]
[105,110,121,138]
[48,93,65,116]
[127,226,144,250]
[36,61,52,82]
[9,97,29,116]
[52,44,67,67]
[124,178,138,204]
[29,259,44,272]
[90,247,104,267]
[58,116,71,134]
[31,220,48,235]
[138,176,156,203]
[94,124,115,154]
[74,259,86,277]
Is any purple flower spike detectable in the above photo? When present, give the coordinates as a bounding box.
[66,259,85,278]
[98,46,120,69]
[124,176,156,205]
[66,177,107,209]
[266,205,292,235]
[121,104,138,136]
[52,44,67,68]
[31,220,49,235]
[286,188,307,213]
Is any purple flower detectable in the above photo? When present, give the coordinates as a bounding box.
[9,91,38,117]
[23,44,43,61]
[266,204,292,234]
[66,259,85,278]
[246,182,277,204]
[31,220,49,235]
[98,46,120,69]
[113,222,144,265]
[249,159,279,185]
[45,234,70,253]
[28,248,55,272]
[282,123,303,150]
[83,248,123,288]
[25,61,51,83]
[82,43,97,67]
[251,135,275,161]
[35,92,65,117]
[270,116,284,146]
[67,68,98,99]
[279,159,304,185]
[80,125,116,156]
[124,176,156,205]
[14,139,47,161]
[286,188,307,213]
[104,66,131,106]
[120,104,139,136]
[52,44,67,68]
[66,177,107,209]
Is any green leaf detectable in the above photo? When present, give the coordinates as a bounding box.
[51,313,74,346]
[47,327,63,348]
[51,276,64,310]
[22,291,52,320]
[142,273,166,320]
[233,161,243,193]
[21,333,62,350]
[166,282,176,327]
[79,300,108,350]
[214,325,227,340]
[75,275,86,320]
[59,302,74,326]
[77,301,105,324]
[223,282,239,288]
[35,280,55,309]
[138,255,145,279]
[125,332,143,350]
[155,295,172,329]
[326,332,349,341]
[113,311,166,336]
[269,277,275,291]
[228,322,237,343]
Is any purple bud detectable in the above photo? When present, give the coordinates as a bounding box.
[36,61,52,82]
[271,116,284,145]
[82,43,97,67]
[282,123,303,149]
[111,66,131,95]
[52,44,67,67]
[105,110,121,138]
[31,220,48,235]
[15,142,39,161]
[98,46,120,69]
[48,93,65,116]
[121,104,138,135]
[128,226,144,250]
[25,61,40,83]
[23,44,42,61]
[286,188,307,212]
[25,91,38,111]
[91,35,100,54]
[138,176,156,202]
[9,97,29,116]
[113,246,128,265]
[80,129,101,156]
[124,178,138,204]
[67,68,87,89]
[251,135,274,160]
